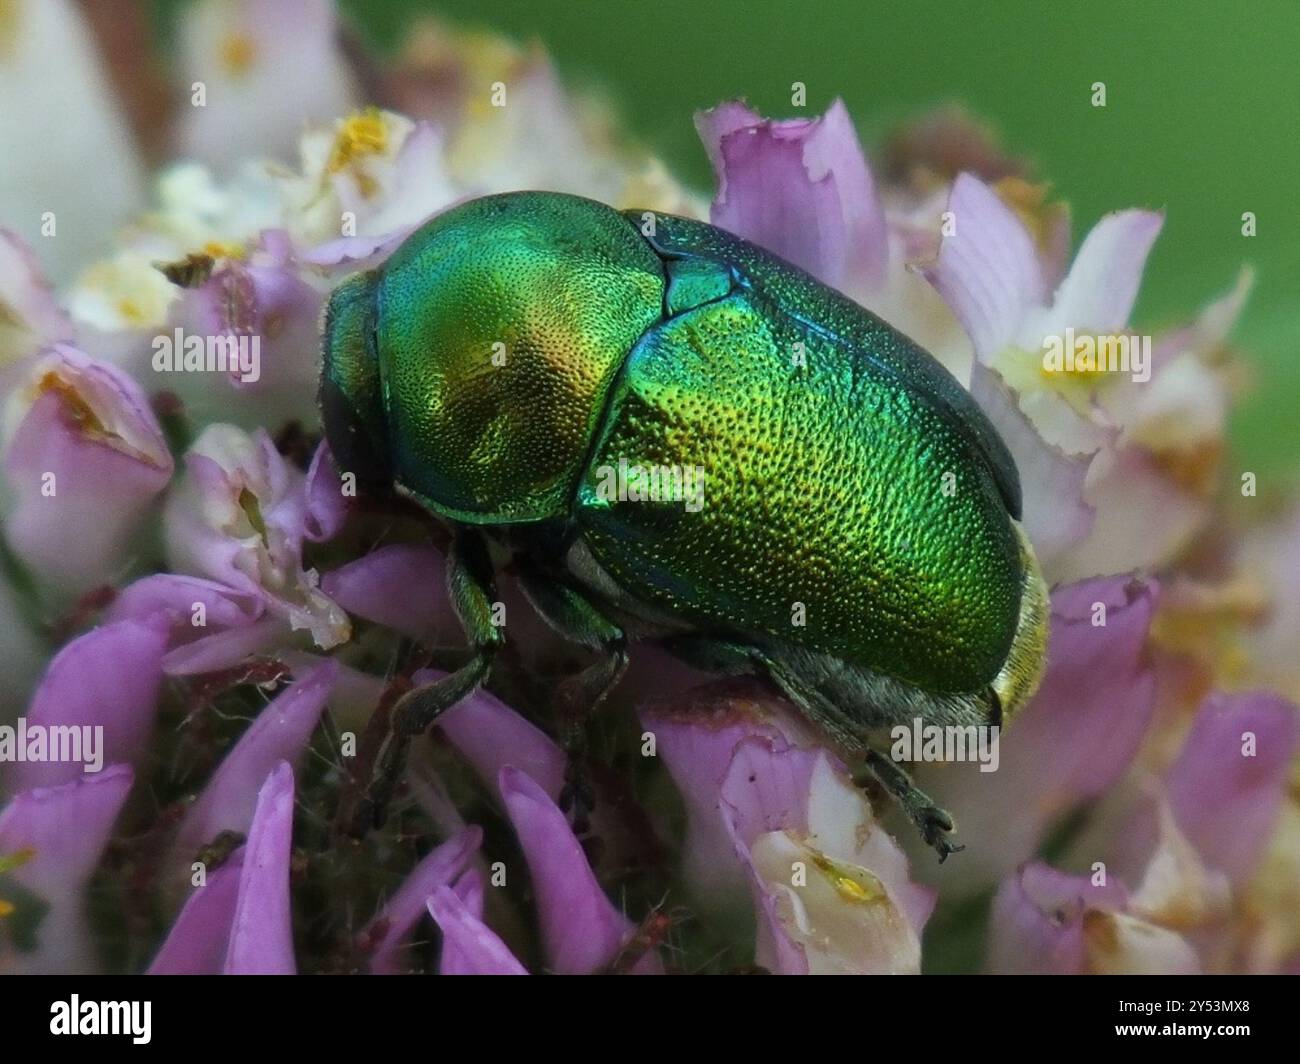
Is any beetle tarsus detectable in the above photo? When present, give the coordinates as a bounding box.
[857,749,963,862]
[558,754,597,836]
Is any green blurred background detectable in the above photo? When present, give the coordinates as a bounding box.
[204,0,1300,483]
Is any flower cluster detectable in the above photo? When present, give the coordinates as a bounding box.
[0,0,1296,975]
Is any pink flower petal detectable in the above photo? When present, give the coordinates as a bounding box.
[427,672,568,805]
[322,545,455,644]
[171,662,337,868]
[0,229,74,363]
[696,98,887,293]
[987,862,1128,974]
[639,682,799,902]
[174,0,355,172]
[10,620,167,791]
[0,764,133,973]
[969,363,1095,568]
[164,424,350,650]
[223,762,296,974]
[498,766,650,974]
[3,345,173,596]
[303,441,349,543]
[923,172,1045,360]
[1046,210,1163,334]
[1166,691,1299,882]
[107,573,272,675]
[1050,444,1208,583]
[148,851,245,975]
[188,254,324,426]
[365,826,482,974]
[300,227,416,270]
[428,886,528,975]
[921,576,1159,892]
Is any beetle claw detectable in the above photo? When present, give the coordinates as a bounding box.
[558,758,597,836]
[920,807,964,863]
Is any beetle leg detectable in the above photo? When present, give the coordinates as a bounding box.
[763,656,964,862]
[517,570,628,834]
[852,751,964,863]
[663,636,964,861]
[351,529,503,836]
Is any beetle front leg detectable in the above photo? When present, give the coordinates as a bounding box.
[350,530,503,836]
[517,570,628,834]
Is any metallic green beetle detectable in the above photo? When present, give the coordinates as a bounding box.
[321,190,1049,858]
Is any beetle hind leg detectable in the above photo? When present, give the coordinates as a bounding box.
[661,635,963,861]
[853,750,963,862]
[763,652,964,862]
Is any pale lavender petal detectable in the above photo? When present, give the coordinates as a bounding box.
[189,255,324,427]
[109,573,264,632]
[148,852,245,975]
[1001,576,1159,798]
[649,683,931,974]
[322,545,455,644]
[751,886,810,975]
[174,0,354,172]
[498,766,648,974]
[223,762,296,974]
[1046,210,1163,333]
[9,620,167,791]
[969,363,1095,567]
[1049,444,1209,584]
[640,680,808,902]
[0,229,74,365]
[719,735,817,844]
[366,826,482,975]
[437,867,489,974]
[171,663,338,868]
[300,227,416,270]
[696,98,887,292]
[1166,691,1299,882]
[428,886,528,976]
[164,424,350,650]
[923,172,1044,359]
[106,573,270,675]
[0,0,146,283]
[722,743,928,974]
[303,441,349,543]
[0,764,133,973]
[921,576,1159,892]
[987,862,1128,974]
[161,618,286,676]
[3,345,173,596]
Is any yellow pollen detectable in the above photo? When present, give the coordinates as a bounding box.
[995,176,1067,256]
[203,240,245,260]
[0,846,36,874]
[37,372,109,437]
[0,899,14,918]
[0,0,20,61]
[1038,335,1110,383]
[219,31,257,77]
[115,297,147,326]
[327,108,390,175]
[812,852,885,906]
